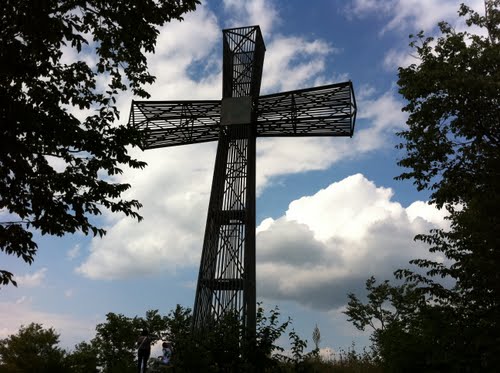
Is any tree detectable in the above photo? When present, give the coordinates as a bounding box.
[0,0,200,287]
[92,312,143,373]
[157,303,312,372]
[65,341,99,373]
[395,0,500,369]
[347,1,500,371]
[345,277,459,372]
[159,304,203,370]
[91,310,169,373]
[396,0,500,298]
[0,323,68,372]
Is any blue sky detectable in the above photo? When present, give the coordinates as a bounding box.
[1,0,483,358]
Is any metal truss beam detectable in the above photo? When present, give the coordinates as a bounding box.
[192,26,262,336]
[256,81,356,137]
[223,26,265,99]
[130,100,220,149]
[129,82,357,149]
[192,124,256,332]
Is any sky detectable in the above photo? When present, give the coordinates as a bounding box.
[1,0,485,358]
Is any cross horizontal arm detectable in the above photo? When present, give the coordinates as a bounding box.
[256,81,356,137]
[129,100,221,149]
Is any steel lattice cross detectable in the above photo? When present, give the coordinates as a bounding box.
[128,26,357,334]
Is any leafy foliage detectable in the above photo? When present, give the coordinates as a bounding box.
[396,1,500,368]
[158,304,293,372]
[396,1,500,208]
[64,341,99,373]
[91,313,141,373]
[0,0,200,287]
[2,305,382,372]
[0,323,67,372]
[345,277,425,334]
[90,310,170,373]
[345,278,464,371]
[347,1,500,371]
[149,303,323,372]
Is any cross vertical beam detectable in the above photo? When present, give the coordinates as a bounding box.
[192,26,265,334]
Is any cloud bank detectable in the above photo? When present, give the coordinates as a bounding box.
[256,174,448,310]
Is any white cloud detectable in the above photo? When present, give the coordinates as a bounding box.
[346,0,483,34]
[357,88,405,131]
[383,48,420,71]
[76,143,216,279]
[223,0,279,35]
[67,244,81,260]
[256,174,447,310]
[78,81,407,280]
[256,217,274,233]
[353,89,407,152]
[346,0,487,72]
[406,200,449,229]
[380,0,460,33]
[256,137,352,194]
[15,295,31,304]
[262,36,336,93]
[15,268,47,288]
[74,0,413,282]
[44,155,69,173]
[0,299,95,349]
[141,4,221,101]
[357,84,377,100]
[346,0,395,17]
[285,174,402,242]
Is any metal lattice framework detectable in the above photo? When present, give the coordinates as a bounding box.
[128,26,357,335]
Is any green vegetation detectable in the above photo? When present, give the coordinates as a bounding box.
[0,323,67,372]
[345,1,500,372]
[0,305,381,372]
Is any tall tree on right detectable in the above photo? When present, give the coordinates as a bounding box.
[395,0,500,369]
[346,1,500,371]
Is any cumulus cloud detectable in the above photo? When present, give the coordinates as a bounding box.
[380,0,460,33]
[77,82,407,279]
[75,0,412,281]
[223,0,279,35]
[346,0,482,33]
[67,244,81,261]
[0,299,95,349]
[76,143,216,279]
[382,48,420,71]
[145,4,221,100]
[256,174,447,310]
[406,200,449,229]
[262,36,336,93]
[353,88,407,152]
[15,268,48,288]
[345,0,487,71]
[256,137,351,194]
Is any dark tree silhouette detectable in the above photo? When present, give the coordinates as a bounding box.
[347,1,500,370]
[0,0,199,287]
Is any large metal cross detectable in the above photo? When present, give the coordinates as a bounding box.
[128,26,356,334]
